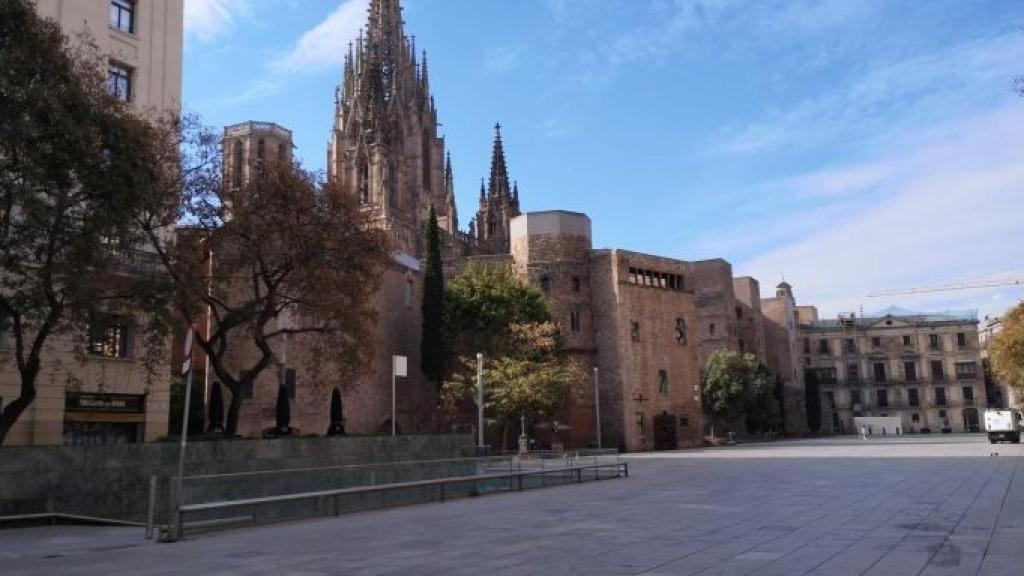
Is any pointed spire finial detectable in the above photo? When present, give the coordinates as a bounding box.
[488,122,510,198]
[480,178,485,200]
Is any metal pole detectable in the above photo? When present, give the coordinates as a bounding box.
[173,351,194,539]
[593,366,602,450]
[391,363,397,437]
[202,248,213,418]
[477,352,484,449]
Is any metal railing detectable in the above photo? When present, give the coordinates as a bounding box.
[164,460,628,540]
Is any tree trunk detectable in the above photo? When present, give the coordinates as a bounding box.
[225,382,244,437]
[0,371,39,444]
[501,419,510,451]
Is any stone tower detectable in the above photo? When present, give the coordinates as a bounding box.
[475,123,521,253]
[223,121,293,190]
[326,0,457,257]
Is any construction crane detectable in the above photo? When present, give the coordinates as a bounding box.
[867,278,1023,297]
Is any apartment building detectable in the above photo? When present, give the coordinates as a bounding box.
[0,1,183,445]
[802,312,985,434]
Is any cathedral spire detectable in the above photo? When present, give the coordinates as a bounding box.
[479,178,485,200]
[488,122,510,198]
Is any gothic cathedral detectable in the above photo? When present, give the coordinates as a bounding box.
[327,0,520,260]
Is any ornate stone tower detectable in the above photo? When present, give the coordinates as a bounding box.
[326,0,457,257]
[474,123,521,254]
[223,121,293,190]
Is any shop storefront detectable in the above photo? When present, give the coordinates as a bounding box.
[63,392,146,445]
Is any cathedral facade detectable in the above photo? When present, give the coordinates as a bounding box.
[217,0,810,448]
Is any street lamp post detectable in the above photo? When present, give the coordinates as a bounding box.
[593,366,602,450]
[476,352,484,450]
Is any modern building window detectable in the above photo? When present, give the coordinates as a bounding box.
[107,62,132,102]
[957,332,967,349]
[871,336,881,348]
[851,389,862,405]
[819,368,837,385]
[278,142,287,160]
[88,315,130,358]
[904,361,917,382]
[658,370,668,396]
[876,389,888,408]
[939,409,947,419]
[570,310,581,333]
[572,276,580,293]
[931,360,944,381]
[403,277,413,308]
[911,413,920,423]
[845,338,856,353]
[674,318,687,345]
[955,362,978,380]
[902,335,912,347]
[908,388,920,407]
[873,362,886,383]
[256,139,266,163]
[110,0,135,34]
[803,337,810,354]
[935,387,947,406]
[631,321,640,342]
[539,275,550,294]
[962,386,974,406]
[818,339,830,355]
[929,334,940,350]
[825,391,835,407]
[847,364,859,383]
[709,323,715,336]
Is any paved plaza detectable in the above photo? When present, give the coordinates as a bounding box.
[3,435,1024,575]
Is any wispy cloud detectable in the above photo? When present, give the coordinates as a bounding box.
[483,45,526,74]
[272,0,364,74]
[736,103,1024,319]
[713,31,1023,155]
[184,0,250,44]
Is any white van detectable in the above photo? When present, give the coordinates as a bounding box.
[983,410,1023,444]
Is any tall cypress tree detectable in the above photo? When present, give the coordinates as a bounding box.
[421,205,445,389]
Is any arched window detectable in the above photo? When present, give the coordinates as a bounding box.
[488,214,496,237]
[358,160,369,204]
[232,141,243,188]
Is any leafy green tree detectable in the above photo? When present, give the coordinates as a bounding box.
[701,350,752,439]
[441,264,574,448]
[0,0,167,443]
[420,205,445,388]
[745,364,782,434]
[992,303,1024,391]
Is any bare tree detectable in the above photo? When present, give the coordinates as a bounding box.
[140,120,391,435]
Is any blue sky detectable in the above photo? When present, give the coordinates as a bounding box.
[184,0,1024,320]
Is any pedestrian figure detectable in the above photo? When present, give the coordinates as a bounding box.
[860,425,867,440]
